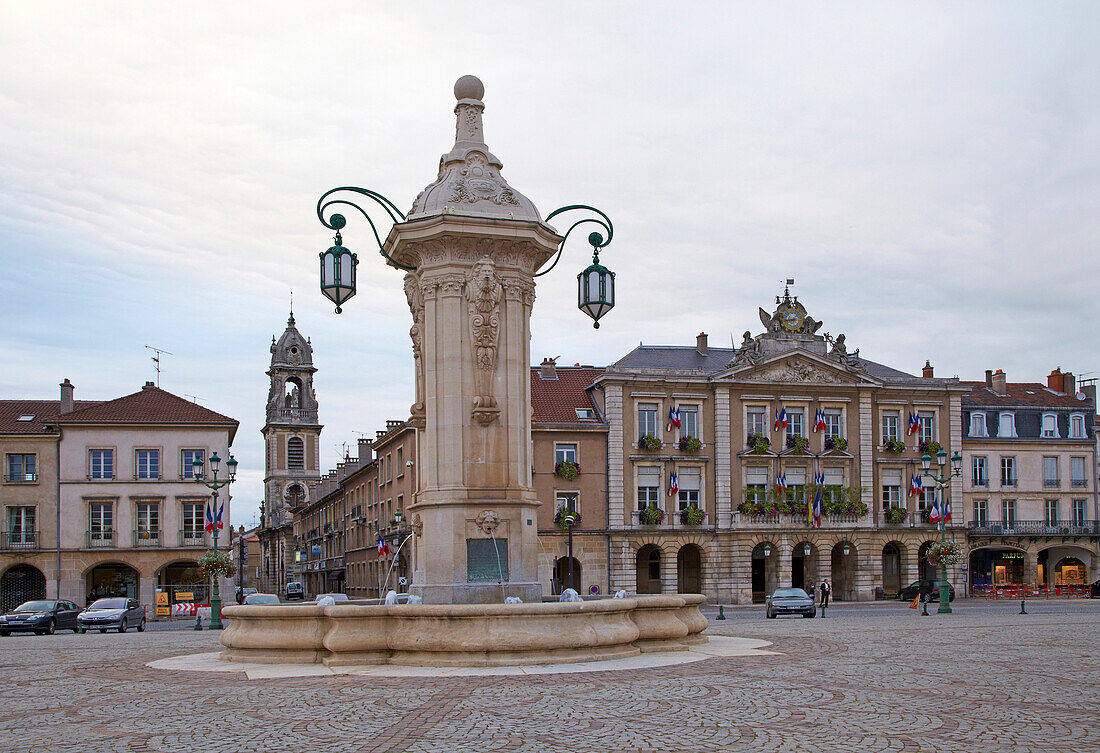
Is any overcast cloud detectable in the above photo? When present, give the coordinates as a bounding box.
[1,2,1097,527]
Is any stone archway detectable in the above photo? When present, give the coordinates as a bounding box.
[882,542,904,596]
[917,541,936,583]
[751,541,778,603]
[85,562,140,604]
[791,541,819,591]
[677,544,702,594]
[552,557,582,594]
[831,541,856,601]
[636,545,662,594]
[1,564,46,613]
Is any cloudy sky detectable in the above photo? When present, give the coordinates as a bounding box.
[2,3,1097,527]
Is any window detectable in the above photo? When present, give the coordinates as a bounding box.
[638,403,659,439]
[135,450,160,479]
[969,412,987,437]
[1042,457,1059,488]
[998,412,1016,438]
[785,467,806,505]
[677,467,701,511]
[1041,413,1059,438]
[5,454,36,482]
[881,469,901,510]
[972,456,988,487]
[1045,500,1059,526]
[136,503,159,540]
[823,410,842,439]
[918,486,935,511]
[919,412,936,444]
[182,503,203,533]
[575,408,596,420]
[1002,499,1017,526]
[746,407,766,437]
[637,467,660,511]
[973,499,988,526]
[1000,457,1017,487]
[679,405,699,439]
[1073,499,1087,525]
[881,411,899,443]
[90,502,113,542]
[786,409,804,439]
[181,449,204,479]
[744,466,768,506]
[822,467,844,505]
[1070,457,1086,488]
[1070,414,1086,439]
[6,506,35,544]
[555,443,578,465]
[287,437,304,470]
[89,450,114,479]
[396,448,404,477]
[555,492,578,516]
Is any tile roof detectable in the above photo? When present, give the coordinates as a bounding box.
[961,381,1093,409]
[531,367,604,424]
[0,400,96,434]
[612,345,917,380]
[57,385,239,440]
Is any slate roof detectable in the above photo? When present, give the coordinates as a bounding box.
[961,381,1093,409]
[531,367,604,424]
[612,345,917,380]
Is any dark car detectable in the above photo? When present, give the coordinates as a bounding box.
[766,588,817,618]
[0,600,82,636]
[77,598,145,633]
[1089,579,1100,598]
[897,580,956,602]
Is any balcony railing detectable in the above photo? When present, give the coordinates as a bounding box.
[87,530,115,548]
[1,531,39,549]
[968,520,1098,537]
[3,473,38,483]
[1072,479,1088,488]
[1043,479,1060,488]
[180,529,207,547]
[134,529,161,547]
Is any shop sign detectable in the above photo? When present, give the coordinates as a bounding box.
[997,553,1024,560]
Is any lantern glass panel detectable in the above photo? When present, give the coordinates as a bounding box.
[323,252,336,288]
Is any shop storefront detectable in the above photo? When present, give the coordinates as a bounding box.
[969,548,1026,588]
[86,563,139,604]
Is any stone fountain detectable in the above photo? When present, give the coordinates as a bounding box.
[220,76,707,667]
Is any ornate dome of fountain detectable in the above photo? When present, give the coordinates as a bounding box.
[407,75,542,222]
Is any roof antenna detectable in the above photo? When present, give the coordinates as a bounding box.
[182,394,205,404]
[144,345,173,387]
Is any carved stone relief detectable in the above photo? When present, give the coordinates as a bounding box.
[475,510,501,536]
[466,258,503,425]
[750,357,846,384]
[404,272,426,425]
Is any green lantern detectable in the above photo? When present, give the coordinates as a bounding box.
[319,214,358,314]
[577,234,615,329]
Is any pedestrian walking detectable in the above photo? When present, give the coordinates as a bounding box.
[820,578,831,608]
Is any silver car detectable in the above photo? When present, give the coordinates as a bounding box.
[765,588,817,619]
[77,598,146,633]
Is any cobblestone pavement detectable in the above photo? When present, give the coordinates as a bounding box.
[2,604,1098,753]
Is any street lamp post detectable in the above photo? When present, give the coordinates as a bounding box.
[192,451,238,630]
[921,449,962,615]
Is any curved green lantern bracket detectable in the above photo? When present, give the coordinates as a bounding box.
[315,186,416,271]
[536,204,614,277]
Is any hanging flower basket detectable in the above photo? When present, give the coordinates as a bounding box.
[884,506,908,525]
[679,436,702,454]
[926,540,962,566]
[554,510,581,531]
[680,505,706,526]
[883,439,906,454]
[197,550,236,579]
[639,505,665,525]
[637,434,661,451]
[554,459,580,480]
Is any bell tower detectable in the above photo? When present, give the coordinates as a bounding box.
[258,311,322,594]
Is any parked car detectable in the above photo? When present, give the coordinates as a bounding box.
[1090,579,1100,598]
[897,580,956,602]
[315,593,350,603]
[0,600,82,636]
[77,598,145,633]
[284,582,305,601]
[235,587,258,604]
[243,593,281,605]
[765,588,816,619]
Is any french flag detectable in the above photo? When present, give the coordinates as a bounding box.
[909,474,923,497]
[774,407,788,431]
[814,409,827,433]
[204,503,215,533]
[942,496,952,524]
[811,472,824,527]
[377,535,390,557]
[908,412,922,436]
[775,473,788,495]
[215,502,225,531]
[928,496,942,523]
[666,406,681,432]
[668,471,679,497]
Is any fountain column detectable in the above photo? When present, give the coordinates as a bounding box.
[384,76,560,603]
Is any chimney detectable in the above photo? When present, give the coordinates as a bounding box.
[1048,368,1064,393]
[922,360,934,379]
[539,357,557,380]
[1063,371,1076,396]
[985,369,993,388]
[991,369,1007,395]
[142,381,156,390]
[696,332,708,356]
[357,438,373,460]
[59,379,74,414]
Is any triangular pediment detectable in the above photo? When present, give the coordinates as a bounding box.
[717,350,879,386]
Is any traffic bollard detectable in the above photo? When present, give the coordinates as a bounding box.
[194,613,203,631]
[1020,599,1027,615]
[716,605,726,620]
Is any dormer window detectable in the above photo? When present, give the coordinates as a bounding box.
[1041,413,1059,438]
[998,412,1016,438]
[1070,414,1086,439]
[575,408,595,420]
[969,412,987,437]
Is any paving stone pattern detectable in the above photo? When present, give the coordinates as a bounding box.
[2,608,1098,753]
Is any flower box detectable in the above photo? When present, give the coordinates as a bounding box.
[883,439,906,454]
[554,460,580,480]
[678,436,702,454]
[884,506,907,525]
[554,510,581,531]
[680,505,706,526]
[637,434,661,451]
[639,505,665,525]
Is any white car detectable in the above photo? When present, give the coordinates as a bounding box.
[315,593,350,603]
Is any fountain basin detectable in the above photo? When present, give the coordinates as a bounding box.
[220,594,707,667]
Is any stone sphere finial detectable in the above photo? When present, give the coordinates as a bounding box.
[454,74,485,101]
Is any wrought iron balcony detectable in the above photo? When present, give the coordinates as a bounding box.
[3,473,38,483]
[1,531,39,549]
[134,529,161,547]
[967,520,1098,537]
[87,530,115,548]
[180,529,207,547]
